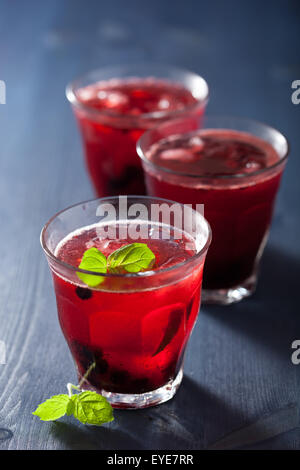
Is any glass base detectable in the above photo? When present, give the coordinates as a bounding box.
[202,273,257,305]
[81,368,183,409]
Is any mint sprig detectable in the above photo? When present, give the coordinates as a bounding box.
[107,243,156,273]
[70,390,113,425]
[77,243,156,287]
[77,247,107,287]
[32,383,114,426]
[32,394,74,421]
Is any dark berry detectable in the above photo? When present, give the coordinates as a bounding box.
[108,165,145,193]
[95,357,109,374]
[71,340,95,369]
[75,286,92,300]
[132,377,150,393]
[110,369,130,385]
[93,348,103,359]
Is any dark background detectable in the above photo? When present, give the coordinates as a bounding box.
[0,0,299,450]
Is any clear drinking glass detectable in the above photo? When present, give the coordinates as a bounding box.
[41,196,211,408]
[137,116,289,304]
[66,64,209,196]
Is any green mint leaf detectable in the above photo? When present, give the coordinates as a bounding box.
[71,391,114,426]
[77,247,107,287]
[107,243,156,273]
[32,394,72,421]
[33,388,113,427]
[77,243,156,285]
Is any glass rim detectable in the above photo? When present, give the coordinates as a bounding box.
[40,195,212,280]
[137,115,290,180]
[65,63,209,122]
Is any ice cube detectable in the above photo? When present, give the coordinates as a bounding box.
[242,158,264,173]
[142,303,185,355]
[159,254,189,269]
[189,136,202,145]
[159,148,196,162]
[105,91,129,109]
[89,309,142,353]
[187,136,204,152]
[97,90,108,100]
[158,97,171,110]
[77,86,97,101]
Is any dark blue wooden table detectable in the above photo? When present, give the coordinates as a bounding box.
[0,0,299,450]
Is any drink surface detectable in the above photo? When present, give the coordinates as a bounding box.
[76,78,198,117]
[146,129,280,179]
[56,223,196,274]
[53,223,203,400]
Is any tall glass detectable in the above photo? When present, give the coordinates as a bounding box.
[41,196,211,408]
[66,65,208,196]
[137,117,289,304]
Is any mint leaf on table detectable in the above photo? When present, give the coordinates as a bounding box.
[76,247,107,287]
[32,384,114,426]
[107,243,156,273]
[76,243,156,286]
[32,394,74,421]
[71,391,114,425]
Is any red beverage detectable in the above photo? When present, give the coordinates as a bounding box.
[66,66,208,196]
[41,197,211,408]
[54,226,200,396]
[138,118,288,304]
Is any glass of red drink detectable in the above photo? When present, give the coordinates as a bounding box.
[41,196,211,408]
[137,117,289,304]
[66,65,208,196]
